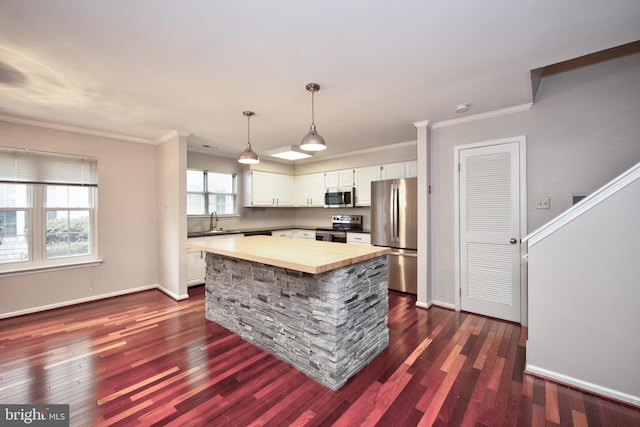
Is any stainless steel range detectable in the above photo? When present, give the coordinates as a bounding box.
[315,215,363,243]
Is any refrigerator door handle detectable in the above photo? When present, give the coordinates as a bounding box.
[392,183,399,242]
[389,183,395,242]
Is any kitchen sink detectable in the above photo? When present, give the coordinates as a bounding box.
[202,229,226,235]
[188,229,227,237]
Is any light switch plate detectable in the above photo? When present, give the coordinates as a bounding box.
[536,197,550,209]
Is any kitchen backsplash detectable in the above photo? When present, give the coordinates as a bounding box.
[187,207,371,234]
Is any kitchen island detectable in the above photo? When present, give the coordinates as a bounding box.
[185,235,390,390]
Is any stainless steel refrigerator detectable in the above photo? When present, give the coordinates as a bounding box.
[371,177,418,294]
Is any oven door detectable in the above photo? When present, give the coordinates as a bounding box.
[330,231,347,243]
[316,230,331,241]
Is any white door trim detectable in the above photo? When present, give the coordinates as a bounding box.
[453,135,528,324]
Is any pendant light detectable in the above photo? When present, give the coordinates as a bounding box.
[238,111,260,164]
[300,83,326,151]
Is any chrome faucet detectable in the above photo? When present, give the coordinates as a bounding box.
[209,211,219,231]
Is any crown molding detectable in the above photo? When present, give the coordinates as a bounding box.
[0,113,157,144]
[156,130,191,143]
[431,103,533,129]
[296,139,418,165]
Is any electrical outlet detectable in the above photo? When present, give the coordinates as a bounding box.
[536,197,550,209]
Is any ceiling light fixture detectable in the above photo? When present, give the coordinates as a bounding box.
[238,111,260,164]
[300,83,326,151]
[268,145,313,161]
[455,103,470,113]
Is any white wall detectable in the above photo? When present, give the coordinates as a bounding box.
[526,175,640,405]
[0,121,159,317]
[427,50,640,308]
[157,132,188,300]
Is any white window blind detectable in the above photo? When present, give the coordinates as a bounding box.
[0,147,98,186]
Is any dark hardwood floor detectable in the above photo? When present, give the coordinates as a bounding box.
[1,286,638,426]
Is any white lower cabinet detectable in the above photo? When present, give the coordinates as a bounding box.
[272,230,295,238]
[294,229,315,240]
[272,229,315,239]
[347,232,372,246]
[187,249,205,286]
[187,234,244,285]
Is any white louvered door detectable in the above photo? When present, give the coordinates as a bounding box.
[459,142,521,322]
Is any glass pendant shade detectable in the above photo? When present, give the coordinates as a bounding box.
[238,111,260,164]
[300,83,326,151]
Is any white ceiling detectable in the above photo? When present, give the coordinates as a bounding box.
[1,1,639,160]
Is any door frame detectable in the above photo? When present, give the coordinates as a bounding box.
[453,136,528,324]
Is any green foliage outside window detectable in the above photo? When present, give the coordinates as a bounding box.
[45,215,90,258]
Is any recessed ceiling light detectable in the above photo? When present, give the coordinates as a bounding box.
[455,103,470,113]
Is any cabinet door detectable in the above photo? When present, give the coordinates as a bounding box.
[406,160,418,178]
[381,162,404,180]
[272,230,294,237]
[339,169,355,187]
[274,174,294,206]
[294,175,310,206]
[248,171,278,206]
[294,173,324,207]
[187,249,205,285]
[294,229,316,239]
[354,166,380,206]
[308,173,326,207]
[324,171,339,188]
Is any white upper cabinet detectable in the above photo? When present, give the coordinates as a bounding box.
[380,162,403,180]
[406,160,417,178]
[324,169,354,188]
[380,161,418,179]
[243,170,294,207]
[295,173,325,207]
[242,161,415,209]
[353,165,381,206]
[338,169,355,187]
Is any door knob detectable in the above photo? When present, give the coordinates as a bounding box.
[510,238,518,244]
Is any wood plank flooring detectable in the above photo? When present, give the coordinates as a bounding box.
[1,287,638,426]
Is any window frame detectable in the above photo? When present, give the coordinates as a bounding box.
[0,184,99,274]
[0,147,100,275]
[187,168,238,217]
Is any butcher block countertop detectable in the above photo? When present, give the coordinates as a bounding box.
[185,235,390,274]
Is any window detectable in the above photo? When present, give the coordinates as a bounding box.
[187,169,236,215]
[0,184,30,264]
[0,147,98,271]
[44,186,92,259]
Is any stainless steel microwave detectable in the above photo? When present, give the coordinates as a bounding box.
[324,187,355,208]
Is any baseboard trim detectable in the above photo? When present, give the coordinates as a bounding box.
[0,285,159,320]
[156,285,189,301]
[525,364,640,408]
[432,300,456,310]
[415,301,432,310]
